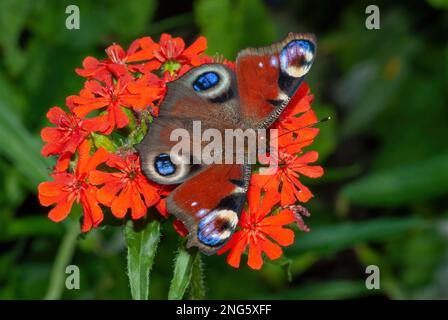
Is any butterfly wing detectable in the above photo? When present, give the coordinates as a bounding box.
[136,63,240,185]
[166,163,251,255]
[236,32,316,128]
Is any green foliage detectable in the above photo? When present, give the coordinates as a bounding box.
[125,219,161,300]
[0,0,447,300]
[195,0,275,59]
[168,244,198,300]
[342,153,448,206]
[288,217,429,254]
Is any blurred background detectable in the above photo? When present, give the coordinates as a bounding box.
[0,0,447,299]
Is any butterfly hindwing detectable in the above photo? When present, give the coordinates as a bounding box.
[166,164,250,255]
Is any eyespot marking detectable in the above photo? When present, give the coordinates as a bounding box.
[280,39,315,78]
[193,71,220,92]
[154,153,176,176]
[197,209,238,247]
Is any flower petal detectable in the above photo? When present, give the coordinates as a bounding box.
[130,185,147,220]
[218,231,248,269]
[247,239,263,270]
[111,183,132,218]
[262,226,295,246]
[48,196,75,222]
[260,238,283,260]
[261,209,295,226]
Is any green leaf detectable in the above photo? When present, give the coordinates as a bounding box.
[426,0,448,9]
[0,100,51,188]
[288,217,429,254]
[195,0,235,58]
[168,244,197,300]
[106,0,156,39]
[125,219,161,300]
[91,133,117,152]
[188,252,206,299]
[29,0,155,49]
[341,153,448,206]
[195,0,275,59]
[0,216,63,241]
[0,0,32,76]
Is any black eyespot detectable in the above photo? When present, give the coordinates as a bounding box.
[193,71,220,92]
[154,153,176,176]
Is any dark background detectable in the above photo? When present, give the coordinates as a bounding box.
[0,0,447,299]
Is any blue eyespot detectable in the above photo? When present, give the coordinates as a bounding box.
[154,153,176,176]
[197,210,236,247]
[193,71,220,92]
[280,39,315,73]
[197,216,227,247]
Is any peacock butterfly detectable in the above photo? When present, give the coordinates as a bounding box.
[136,33,316,255]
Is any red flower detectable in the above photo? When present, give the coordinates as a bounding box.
[253,150,323,206]
[38,140,108,232]
[41,106,108,171]
[127,34,207,73]
[76,39,146,80]
[126,73,166,113]
[89,153,160,220]
[68,74,162,134]
[274,83,319,154]
[252,83,323,206]
[218,185,295,270]
[155,198,189,237]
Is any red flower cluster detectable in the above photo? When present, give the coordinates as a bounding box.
[218,83,324,269]
[39,34,207,232]
[38,34,323,270]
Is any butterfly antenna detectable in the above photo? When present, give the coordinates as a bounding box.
[272,116,331,141]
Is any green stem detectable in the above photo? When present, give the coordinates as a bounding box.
[44,220,80,300]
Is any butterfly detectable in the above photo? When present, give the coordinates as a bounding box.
[136,33,316,255]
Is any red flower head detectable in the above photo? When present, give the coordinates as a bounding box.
[274,83,319,154]
[38,33,324,271]
[41,106,108,171]
[38,140,108,232]
[68,73,163,134]
[89,152,161,220]
[127,34,207,74]
[126,73,166,113]
[155,198,189,237]
[252,83,324,206]
[76,39,147,80]
[218,185,296,270]
[253,150,323,206]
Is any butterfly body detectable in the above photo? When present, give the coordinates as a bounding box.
[136,33,316,255]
